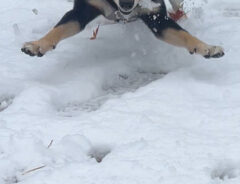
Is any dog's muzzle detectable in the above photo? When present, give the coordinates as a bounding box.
[119,0,135,15]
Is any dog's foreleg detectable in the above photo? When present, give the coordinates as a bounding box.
[141,13,224,59]
[22,3,101,57]
[22,21,80,57]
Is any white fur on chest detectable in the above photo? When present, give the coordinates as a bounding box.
[87,0,162,22]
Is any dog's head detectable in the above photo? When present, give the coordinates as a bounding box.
[114,0,140,15]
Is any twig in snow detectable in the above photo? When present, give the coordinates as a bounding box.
[22,165,46,175]
[47,140,54,149]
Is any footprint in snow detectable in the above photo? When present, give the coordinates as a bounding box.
[0,96,14,112]
[58,71,165,116]
[223,8,240,17]
[211,161,240,181]
[4,176,19,184]
[88,145,111,163]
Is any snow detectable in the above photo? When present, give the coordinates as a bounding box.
[0,0,240,184]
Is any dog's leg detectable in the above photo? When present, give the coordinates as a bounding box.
[21,21,80,57]
[141,10,224,59]
[21,2,101,57]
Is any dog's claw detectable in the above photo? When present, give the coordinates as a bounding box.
[212,52,225,58]
[190,48,197,55]
[204,55,210,59]
[37,52,44,57]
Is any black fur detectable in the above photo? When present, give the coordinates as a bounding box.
[105,0,118,9]
[21,0,225,59]
[56,0,101,30]
[140,4,184,37]
[55,0,186,38]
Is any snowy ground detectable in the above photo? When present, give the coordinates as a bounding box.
[1,0,240,184]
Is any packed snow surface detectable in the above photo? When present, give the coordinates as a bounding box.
[0,0,240,184]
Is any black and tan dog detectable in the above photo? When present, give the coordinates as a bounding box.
[21,0,224,59]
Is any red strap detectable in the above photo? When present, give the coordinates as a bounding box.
[169,10,186,21]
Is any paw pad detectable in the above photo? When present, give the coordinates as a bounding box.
[21,42,44,57]
[21,41,55,57]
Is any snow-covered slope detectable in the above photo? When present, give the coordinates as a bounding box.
[1,0,240,184]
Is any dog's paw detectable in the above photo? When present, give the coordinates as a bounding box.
[203,46,225,59]
[190,44,225,59]
[21,40,55,57]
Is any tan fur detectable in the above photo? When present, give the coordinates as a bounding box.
[21,1,224,58]
[162,28,224,57]
[22,21,80,55]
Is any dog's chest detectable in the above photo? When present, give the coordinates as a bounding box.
[106,10,139,22]
[87,0,162,22]
[86,0,137,22]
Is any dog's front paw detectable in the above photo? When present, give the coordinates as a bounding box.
[190,44,225,59]
[21,40,55,57]
[203,46,225,59]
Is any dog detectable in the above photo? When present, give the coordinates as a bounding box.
[21,0,224,59]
